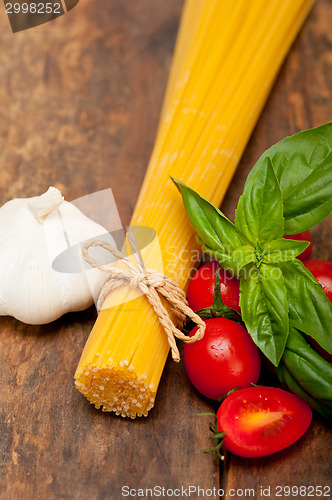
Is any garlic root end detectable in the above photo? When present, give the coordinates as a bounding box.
[28,187,64,223]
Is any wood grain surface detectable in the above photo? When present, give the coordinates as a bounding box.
[0,1,331,499]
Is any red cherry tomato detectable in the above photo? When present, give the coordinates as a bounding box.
[216,386,312,458]
[284,230,313,261]
[302,259,332,362]
[187,261,240,313]
[184,318,261,400]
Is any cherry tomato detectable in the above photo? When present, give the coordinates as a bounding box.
[302,259,332,362]
[187,261,240,313]
[184,318,261,400]
[284,230,313,261]
[216,386,312,458]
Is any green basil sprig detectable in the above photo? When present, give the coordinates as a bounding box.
[172,123,332,368]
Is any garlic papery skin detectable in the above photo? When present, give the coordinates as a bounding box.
[0,187,116,325]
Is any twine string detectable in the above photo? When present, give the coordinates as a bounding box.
[81,232,206,362]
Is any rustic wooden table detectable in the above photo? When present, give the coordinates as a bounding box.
[0,1,331,499]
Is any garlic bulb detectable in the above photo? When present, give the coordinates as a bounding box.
[0,187,116,325]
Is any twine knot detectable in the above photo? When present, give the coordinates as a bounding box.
[82,232,206,362]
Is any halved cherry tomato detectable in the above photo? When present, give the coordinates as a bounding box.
[284,230,313,261]
[217,386,312,458]
[187,261,240,313]
[302,259,332,362]
[184,318,261,400]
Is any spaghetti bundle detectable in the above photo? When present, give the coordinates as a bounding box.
[75,0,314,418]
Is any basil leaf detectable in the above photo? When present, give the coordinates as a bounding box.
[195,236,234,271]
[230,245,256,269]
[246,123,332,234]
[235,157,284,246]
[278,260,332,355]
[263,238,309,263]
[196,236,228,260]
[172,178,244,253]
[240,263,289,366]
[277,326,332,420]
[283,160,332,234]
[277,361,332,421]
[199,236,255,275]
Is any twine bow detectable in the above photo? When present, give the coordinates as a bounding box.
[82,232,206,362]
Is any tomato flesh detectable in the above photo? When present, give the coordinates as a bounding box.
[217,387,312,458]
[187,261,240,313]
[284,230,313,261]
[184,318,261,400]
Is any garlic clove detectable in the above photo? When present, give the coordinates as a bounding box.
[0,187,117,325]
